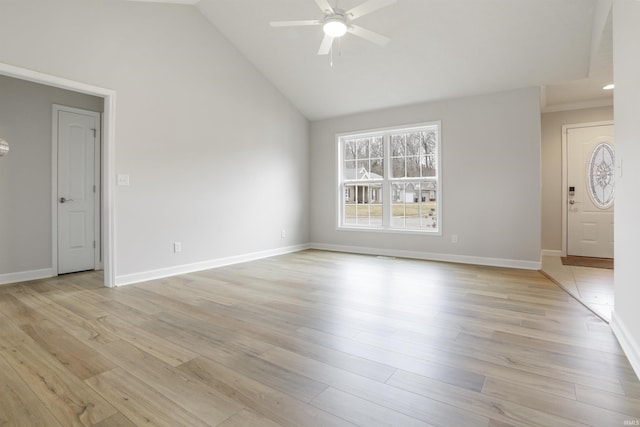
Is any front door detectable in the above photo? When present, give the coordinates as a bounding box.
[56,106,100,274]
[567,124,615,258]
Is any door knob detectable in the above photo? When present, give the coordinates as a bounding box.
[59,197,74,203]
[569,200,575,205]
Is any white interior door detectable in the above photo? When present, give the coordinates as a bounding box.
[567,124,615,258]
[56,107,100,274]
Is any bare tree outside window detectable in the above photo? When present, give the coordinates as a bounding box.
[391,131,437,178]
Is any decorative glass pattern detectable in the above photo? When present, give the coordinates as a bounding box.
[587,142,615,209]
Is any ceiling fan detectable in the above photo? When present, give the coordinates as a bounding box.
[270,0,396,55]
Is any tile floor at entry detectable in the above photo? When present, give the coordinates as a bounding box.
[541,256,614,322]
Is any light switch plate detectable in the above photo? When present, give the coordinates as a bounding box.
[617,158,623,177]
[117,174,130,186]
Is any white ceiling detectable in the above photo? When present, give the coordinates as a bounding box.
[131,0,614,120]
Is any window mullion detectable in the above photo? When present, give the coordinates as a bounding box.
[383,133,391,228]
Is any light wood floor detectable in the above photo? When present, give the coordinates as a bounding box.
[1,250,639,426]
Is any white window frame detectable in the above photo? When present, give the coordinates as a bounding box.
[336,121,442,235]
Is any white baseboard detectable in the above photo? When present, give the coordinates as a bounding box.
[541,249,563,257]
[611,311,640,381]
[2,244,542,288]
[0,268,55,286]
[310,243,541,270]
[114,243,311,287]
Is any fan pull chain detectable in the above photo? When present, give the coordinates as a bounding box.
[330,43,334,67]
[329,37,343,68]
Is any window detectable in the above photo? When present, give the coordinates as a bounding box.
[337,122,441,234]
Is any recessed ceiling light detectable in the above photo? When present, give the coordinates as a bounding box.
[603,84,615,90]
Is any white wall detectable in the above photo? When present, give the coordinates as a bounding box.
[0,0,309,284]
[540,106,613,253]
[309,88,542,269]
[611,0,640,378]
[0,76,103,281]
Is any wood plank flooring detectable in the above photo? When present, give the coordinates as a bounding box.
[1,249,639,426]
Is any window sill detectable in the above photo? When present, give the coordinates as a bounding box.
[336,225,442,236]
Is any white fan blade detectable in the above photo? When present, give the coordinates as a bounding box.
[347,25,390,46]
[317,34,334,55]
[346,0,396,20]
[313,0,335,14]
[270,20,322,27]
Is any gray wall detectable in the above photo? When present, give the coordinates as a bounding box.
[0,75,103,276]
[0,0,309,282]
[309,87,542,268]
[540,106,613,252]
[612,0,640,378]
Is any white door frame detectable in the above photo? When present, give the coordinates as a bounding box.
[0,62,117,287]
[52,105,102,274]
[561,120,614,257]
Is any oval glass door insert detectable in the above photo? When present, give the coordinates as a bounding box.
[587,142,615,208]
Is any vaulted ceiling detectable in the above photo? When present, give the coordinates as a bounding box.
[130,0,613,120]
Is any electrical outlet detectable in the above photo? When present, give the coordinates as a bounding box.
[281,230,286,239]
[451,234,458,244]
[174,242,182,253]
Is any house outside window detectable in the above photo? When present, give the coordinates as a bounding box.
[337,122,441,234]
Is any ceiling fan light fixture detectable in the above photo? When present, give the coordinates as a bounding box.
[0,139,9,157]
[270,0,396,55]
[323,18,347,37]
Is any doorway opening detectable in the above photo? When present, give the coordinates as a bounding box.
[0,62,116,287]
[543,120,616,322]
